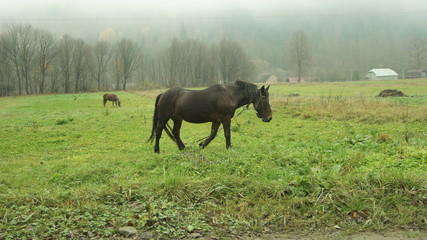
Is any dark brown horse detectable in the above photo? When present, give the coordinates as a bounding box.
[148,80,272,153]
[103,93,121,107]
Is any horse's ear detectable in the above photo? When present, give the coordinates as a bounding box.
[260,86,265,94]
[266,85,270,92]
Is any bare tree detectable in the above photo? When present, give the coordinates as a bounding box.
[206,44,219,86]
[158,38,252,87]
[178,40,192,86]
[92,40,112,91]
[161,38,180,87]
[115,38,142,90]
[159,39,219,87]
[289,30,312,82]
[72,38,92,92]
[408,37,427,69]
[219,37,254,83]
[113,57,123,90]
[146,57,162,85]
[0,38,14,96]
[80,46,94,92]
[219,38,233,83]
[2,24,36,95]
[34,29,56,93]
[57,35,74,93]
[49,66,61,93]
[191,41,207,86]
[18,25,37,94]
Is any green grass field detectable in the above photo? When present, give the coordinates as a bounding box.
[1,79,426,239]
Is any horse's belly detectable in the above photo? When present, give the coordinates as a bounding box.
[174,105,218,123]
[178,112,214,123]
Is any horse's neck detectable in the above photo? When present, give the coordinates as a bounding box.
[231,89,252,108]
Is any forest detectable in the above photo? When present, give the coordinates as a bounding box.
[1,1,427,96]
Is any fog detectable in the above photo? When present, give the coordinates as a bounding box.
[2,0,425,17]
[3,0,426,40]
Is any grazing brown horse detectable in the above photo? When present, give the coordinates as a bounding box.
[103,93,121,107]
[148,80,272,153]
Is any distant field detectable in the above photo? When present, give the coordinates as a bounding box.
[1,79,426,239]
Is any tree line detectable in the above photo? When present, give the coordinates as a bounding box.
[3,17,426,97]
[0,24,254,96]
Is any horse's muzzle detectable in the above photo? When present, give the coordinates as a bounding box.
[262,116,272,122]
[259,112,272,122]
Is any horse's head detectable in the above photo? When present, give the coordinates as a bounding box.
[118,100,121,107]
[254,85,272,122]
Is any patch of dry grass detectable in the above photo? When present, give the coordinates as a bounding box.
[273,96,427,123]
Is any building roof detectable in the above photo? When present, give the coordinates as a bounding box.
[258,73,276,83]
[367,68,398,77]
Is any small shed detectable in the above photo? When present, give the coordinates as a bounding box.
[258,73,278,84]
[265,74,278,84]
[365,68,398,80]
[404,69,427,79]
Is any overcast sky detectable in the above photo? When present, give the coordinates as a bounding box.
[2,0,427,20]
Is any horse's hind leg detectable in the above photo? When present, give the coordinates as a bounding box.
[172,117,185,150]
[154,113,173,153]
[222,117,232,149]
[200,121,220,149]
[154,121,166,153]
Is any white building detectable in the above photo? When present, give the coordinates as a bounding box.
[365,68,398,80]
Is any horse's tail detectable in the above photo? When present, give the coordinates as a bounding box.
[147,94,162,143]
[147,94,176,144]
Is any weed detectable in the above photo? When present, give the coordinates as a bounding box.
[55,116,74,125]
[377,133,391,143]
[31,121,39,132]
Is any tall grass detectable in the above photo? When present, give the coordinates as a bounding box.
[274,96,427,123]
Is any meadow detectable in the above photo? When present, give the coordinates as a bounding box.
[0,79,426,239]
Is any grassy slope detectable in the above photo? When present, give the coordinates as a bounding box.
[0,80,426,239]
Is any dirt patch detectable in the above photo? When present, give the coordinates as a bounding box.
[377,89,408,97]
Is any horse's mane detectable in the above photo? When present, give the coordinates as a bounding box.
[226,80,259,102]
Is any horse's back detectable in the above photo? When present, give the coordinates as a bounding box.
[103,93,117,100]
[161,85,226,106]
[157,84,233,123]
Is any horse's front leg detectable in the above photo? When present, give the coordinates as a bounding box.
[222,118,232,149]
[200,121,221,148]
